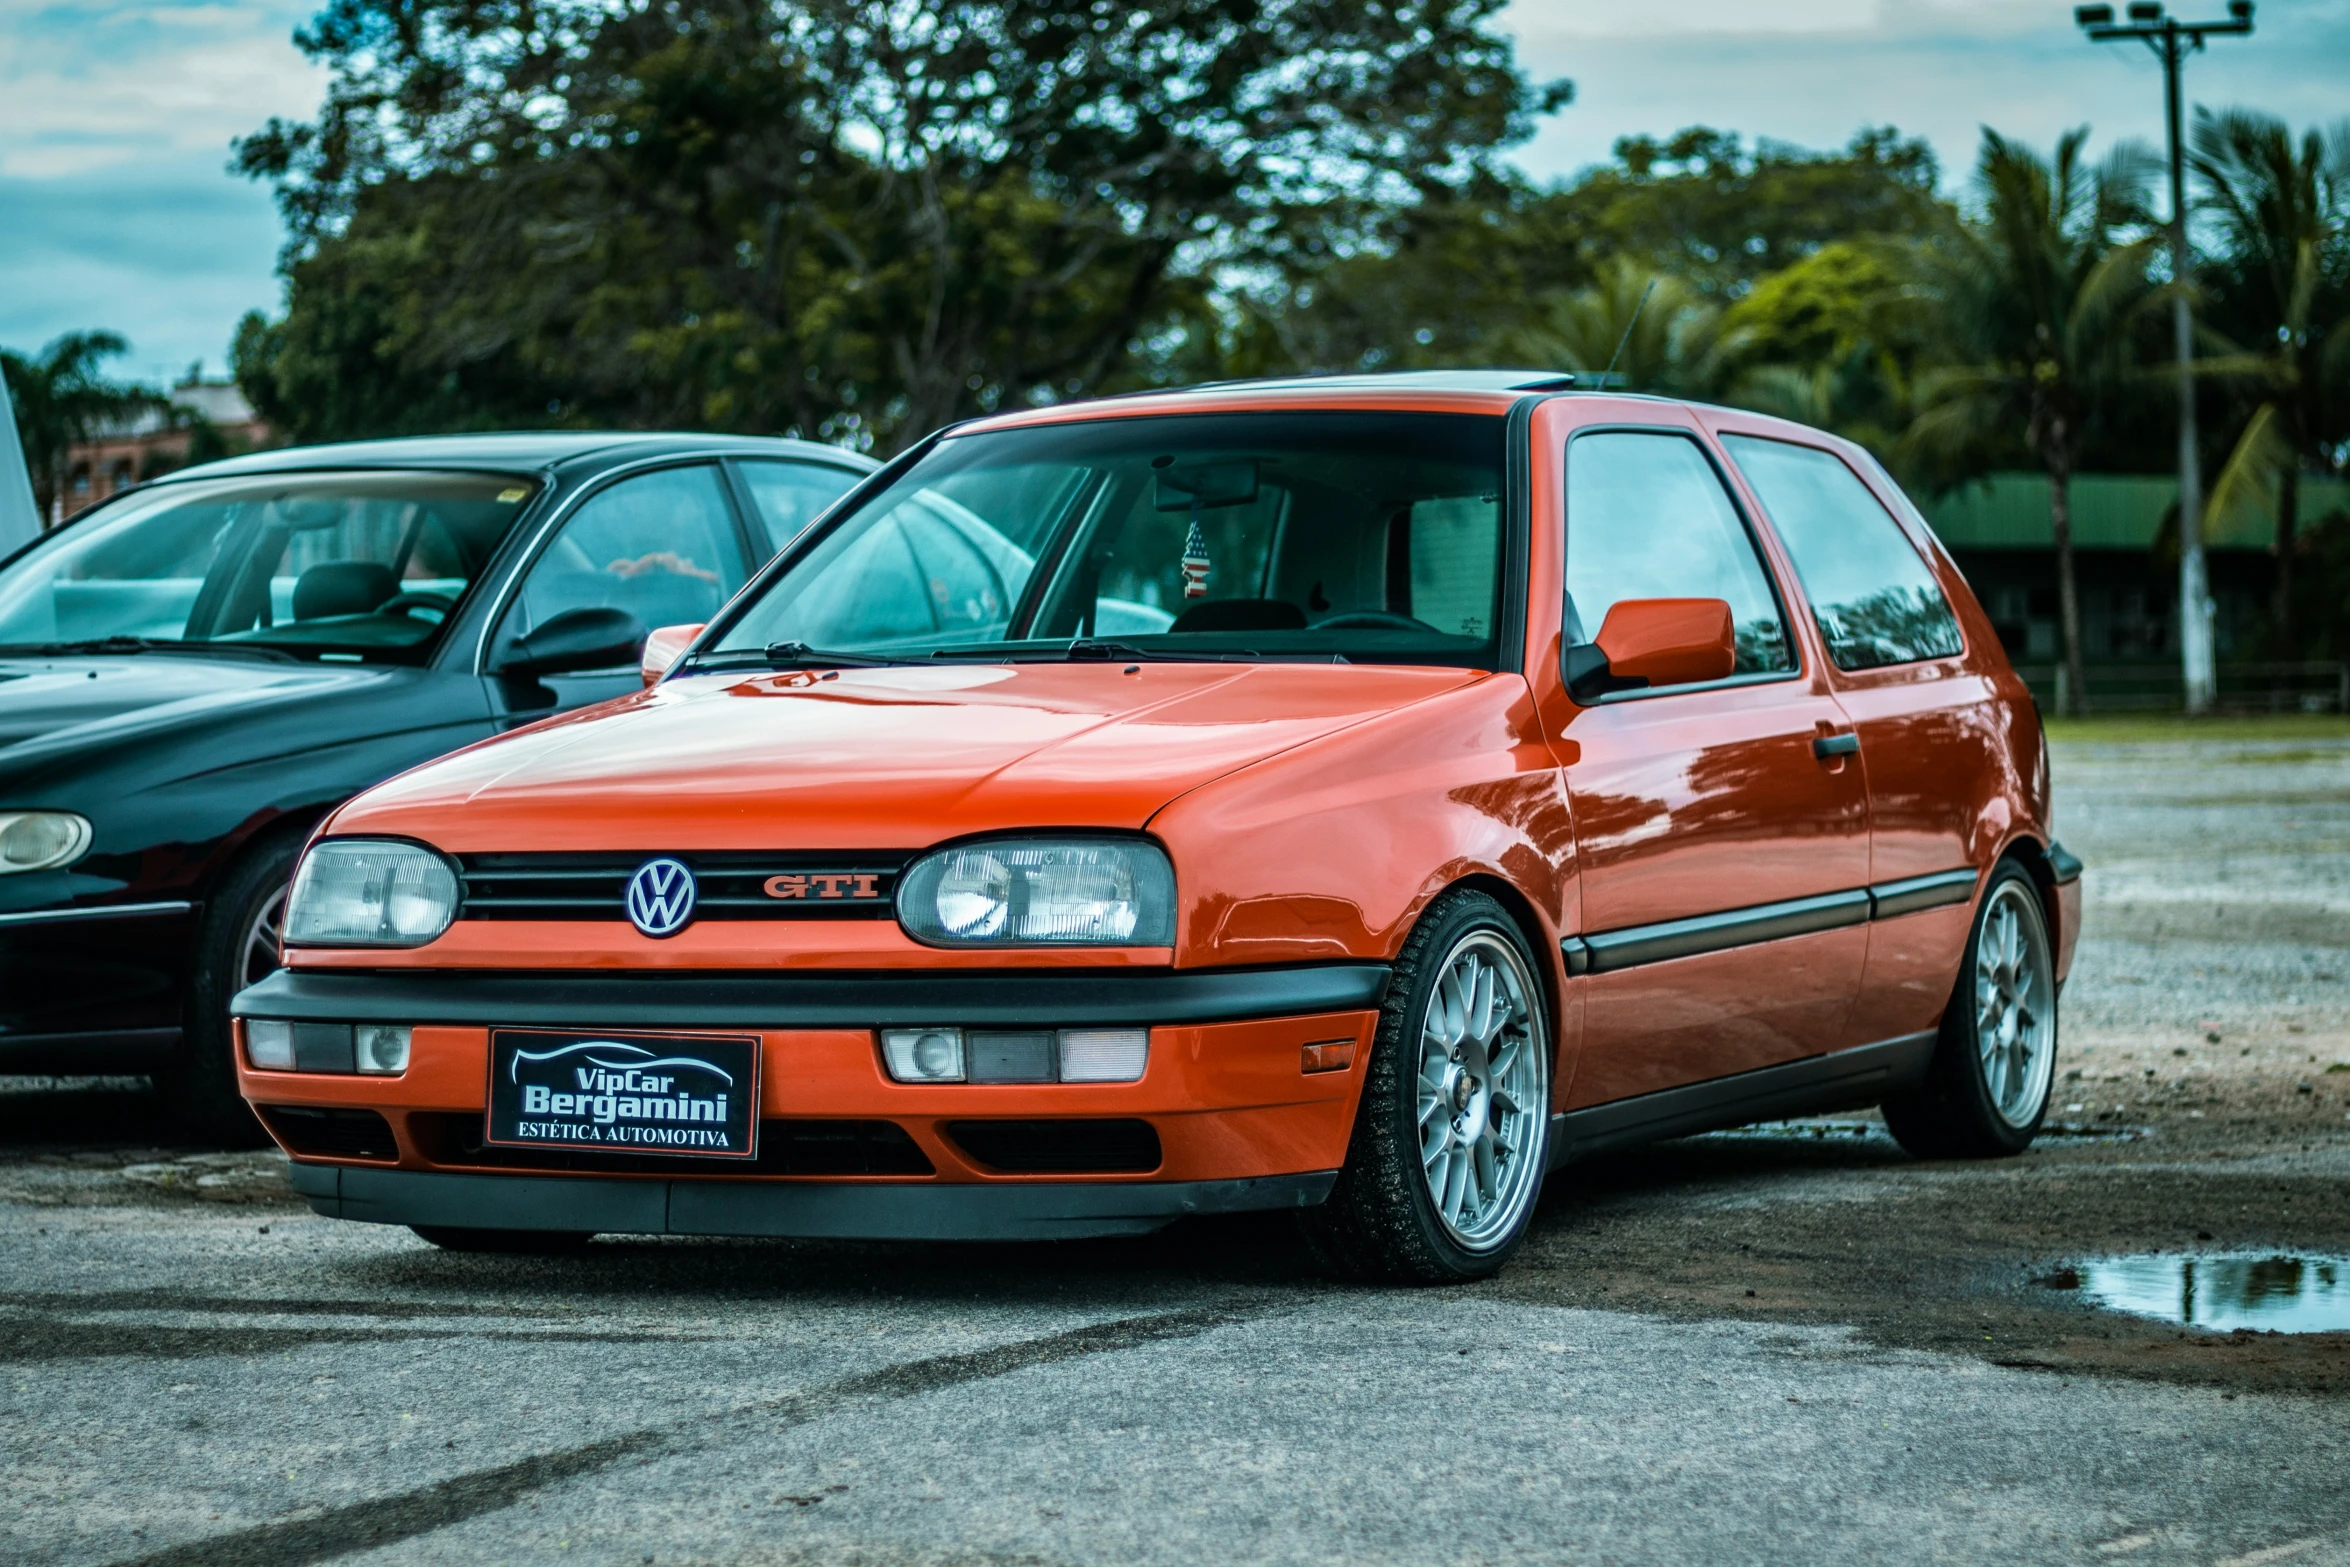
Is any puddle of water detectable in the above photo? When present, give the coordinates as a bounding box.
[2065,1254,2350,1333]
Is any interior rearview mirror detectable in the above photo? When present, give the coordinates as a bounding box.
[491,605,648,681]
[1561,597,1736,702]
[639,622,705,688]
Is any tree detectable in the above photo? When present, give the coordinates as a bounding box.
[2190,109,2350,653]
[0,333,166,528]
[236,0,1561,450]
[1898,129,2161,716]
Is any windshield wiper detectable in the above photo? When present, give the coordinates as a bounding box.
[0,637,297,663]
[922,639,1265,664]
[759,641,921,668]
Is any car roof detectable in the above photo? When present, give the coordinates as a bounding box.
[154,431,876,485]
[956,369,1695,437]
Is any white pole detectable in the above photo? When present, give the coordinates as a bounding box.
[0,373,40,551]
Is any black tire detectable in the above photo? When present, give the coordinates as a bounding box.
[1882,858,2059,1160]
[1299,888,1553,1283]
[411,1226,596,1254]
[157,830,305,1145]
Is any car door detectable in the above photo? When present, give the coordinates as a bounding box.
[1553,420,1873,1111]
[487,462,755,719]
[1716,429,1998,1047]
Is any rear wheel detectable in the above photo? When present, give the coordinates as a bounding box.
[1883,860,2058,1159]
[411,1227,596,1254]
[160,832,302,1145]
[1300,889,1552,1283]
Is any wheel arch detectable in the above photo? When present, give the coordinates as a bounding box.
[1436,871,1568,1067]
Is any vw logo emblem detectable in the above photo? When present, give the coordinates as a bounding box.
[625,858,697,938]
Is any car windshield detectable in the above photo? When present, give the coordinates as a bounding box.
[0,470,539,664]
[703,410,1510,668]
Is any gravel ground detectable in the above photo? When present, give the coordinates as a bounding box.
[3,720,2347,1567]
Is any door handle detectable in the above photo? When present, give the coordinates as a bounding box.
[1813,732,1860,760]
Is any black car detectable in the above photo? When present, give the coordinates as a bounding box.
[0,431,875,1133]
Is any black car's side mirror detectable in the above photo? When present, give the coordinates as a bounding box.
[491,606,648,680]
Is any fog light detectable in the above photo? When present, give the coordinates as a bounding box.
[882,1028,965,1083]
[1301,1039,1356,1074]
[356,1024,411,1075]
[245,1019,294,1071]
[1057,1028,1148,1083]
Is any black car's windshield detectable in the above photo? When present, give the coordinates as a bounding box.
[703,411,1509,669]
[0,471,538,664]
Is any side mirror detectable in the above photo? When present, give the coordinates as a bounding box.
[1562,597,1735,702]
[640,622,705,688]
[491,606,647,680]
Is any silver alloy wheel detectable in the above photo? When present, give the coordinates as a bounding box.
[1975,879,2055,1128]
[1415,930,1547,1251]
[242,884,287,988]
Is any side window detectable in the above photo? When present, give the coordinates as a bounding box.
[1564,431,1793,676]
[504,465,747,650]
[735,459,863,548]
[1722,435,1964,670]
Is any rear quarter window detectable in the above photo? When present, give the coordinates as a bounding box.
[1721,435,1964,671]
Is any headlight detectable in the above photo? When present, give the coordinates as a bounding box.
[285,839,461,947]
[0,811,91,874]
[895,837,1175,946]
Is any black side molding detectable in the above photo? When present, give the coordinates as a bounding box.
[1558,866,1983,975]
[1547,1030,1938,1165]
[2049,842,2083,885]
[234,962,1392,1030]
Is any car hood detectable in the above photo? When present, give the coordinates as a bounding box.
[335,661,1485,849]
[0,654,398,762]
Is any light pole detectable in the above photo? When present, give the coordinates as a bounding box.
[2074,0,2252,715]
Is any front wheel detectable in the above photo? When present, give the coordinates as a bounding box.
[159,831,302,1145]
[1300,890,1552,1283]
[1883,859,2059,1159]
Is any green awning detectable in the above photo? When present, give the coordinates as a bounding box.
[1917,471,2350,551]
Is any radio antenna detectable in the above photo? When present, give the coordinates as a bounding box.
[1601,278,1658,386]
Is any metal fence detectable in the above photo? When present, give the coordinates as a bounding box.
[2011,661,2350,714]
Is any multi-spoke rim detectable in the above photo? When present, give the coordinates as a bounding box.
[1975,880,2055,1128]
[242,885,287,988]
[1415,930,1547,1251]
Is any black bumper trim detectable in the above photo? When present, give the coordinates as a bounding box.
[234,962,1389,1030]
[0,1026,182,1072]
[2049,842,2083,886]
[286,1162,1338,1240]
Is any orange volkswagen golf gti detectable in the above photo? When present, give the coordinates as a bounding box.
[234,372,2082,1281]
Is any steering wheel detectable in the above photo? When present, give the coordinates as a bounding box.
[1313,609,1439,633]
[375,590,457,623]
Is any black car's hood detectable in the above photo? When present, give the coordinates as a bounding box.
[0,654,396,760]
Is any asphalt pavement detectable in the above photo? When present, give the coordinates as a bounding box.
[4,720,2347,1567]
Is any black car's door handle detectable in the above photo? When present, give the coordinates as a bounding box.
[1813,732,1860,759]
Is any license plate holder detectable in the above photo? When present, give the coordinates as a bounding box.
[486,1029,760,1160]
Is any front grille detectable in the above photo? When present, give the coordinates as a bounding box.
[407,1113,935,1176]
[945,1119,1163,1174]
[456,851,907,922]
[259,1105,398,1161]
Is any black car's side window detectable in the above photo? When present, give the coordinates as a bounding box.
[500,465,750,658]
[1721,435,1964,670]
[733,460,864,549]
[1563,430,1794,677]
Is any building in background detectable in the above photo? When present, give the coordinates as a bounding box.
[1924,473,2350,710]
[53,376,273,524]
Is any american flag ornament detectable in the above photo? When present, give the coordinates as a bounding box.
[1180,517,1211,599]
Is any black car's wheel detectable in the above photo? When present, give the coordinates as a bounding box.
[411,1227,596,1254]
[1299,888,1552,1283]
[1882,859,2059,1159]
[159,831,303,1144]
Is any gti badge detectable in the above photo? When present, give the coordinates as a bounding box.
[625,858,697,938]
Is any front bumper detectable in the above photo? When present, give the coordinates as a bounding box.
[288,1161,1337,1240]
[234,962,1387,1235]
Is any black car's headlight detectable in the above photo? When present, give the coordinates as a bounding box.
[895,837,1175,946]
[285,839,461,947]
[0,811,91,874]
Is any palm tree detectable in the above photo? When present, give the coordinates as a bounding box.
[2190,110,2350,653]
[1499,258,1742,399]
[1898,129,2160,716]
[0,332,165,528]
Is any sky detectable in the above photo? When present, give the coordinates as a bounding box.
[2,0,2346,388]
